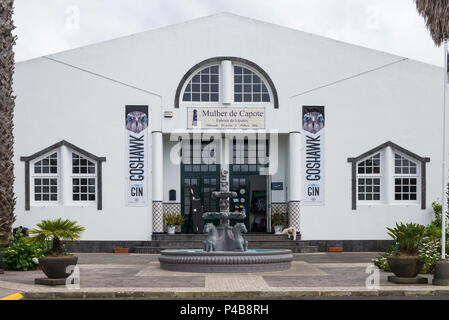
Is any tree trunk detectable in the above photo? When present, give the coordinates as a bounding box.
[0,0,16,247]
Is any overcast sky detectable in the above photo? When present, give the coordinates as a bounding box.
[13,0,443,66]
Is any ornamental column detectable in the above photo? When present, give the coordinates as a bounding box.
[152,131,164,233]
[288,131,301,232]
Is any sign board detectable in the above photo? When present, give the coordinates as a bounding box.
[187,107,265,129]
[125,105,149,206]
[302,106,325,206]
[271,182,283,190]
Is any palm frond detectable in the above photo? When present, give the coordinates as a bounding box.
[28,218,85,255]
[415,0,449,46]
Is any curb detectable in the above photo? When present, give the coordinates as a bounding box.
[21,289,449,299]
[1,293,24,300]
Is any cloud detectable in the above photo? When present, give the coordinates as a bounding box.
[13,0,441,66]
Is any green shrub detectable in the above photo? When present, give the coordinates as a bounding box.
[271,211,286,227]
[425,201,449,239]
[28,218,85,256]
[386,222,425,255]
[163,213,185,226]
[418,238,448,274]
[2,229,45,271]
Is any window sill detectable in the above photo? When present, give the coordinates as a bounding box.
[30,203,97,208]
[356,202,420,208]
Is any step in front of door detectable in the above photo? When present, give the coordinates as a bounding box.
[134,245,318,254]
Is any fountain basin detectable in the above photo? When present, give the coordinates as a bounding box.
[158,249,293,273]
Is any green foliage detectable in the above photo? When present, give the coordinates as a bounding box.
[374,205,449,274]
[425,201,449,239]
[28,218,85,256]
[163,213,185,226]
[386,222,425,255]
[419,238,448,274]
[373,238,449,274]
[432,201,443,227]
[2,229,45,271]
[271,211,286,227]
[373,243,398,272]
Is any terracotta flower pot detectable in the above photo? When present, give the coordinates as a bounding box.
[114,248,129,254]
[38,255,78,279]
[387,255,423,278]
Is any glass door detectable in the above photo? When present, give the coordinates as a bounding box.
[229,175,250,229]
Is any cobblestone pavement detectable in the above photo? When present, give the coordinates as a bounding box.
[0,252,448,298]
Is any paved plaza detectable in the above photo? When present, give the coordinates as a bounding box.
[1,252,448,299]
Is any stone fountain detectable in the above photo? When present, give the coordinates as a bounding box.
[158,169,293,272]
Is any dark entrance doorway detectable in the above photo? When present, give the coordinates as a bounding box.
[181,139,220,233]
[229,137,270,232]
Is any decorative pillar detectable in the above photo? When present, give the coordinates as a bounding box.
[288,132,301,231]
[152,131,164,233]
[221,60,233,105]
[384,146,393,204]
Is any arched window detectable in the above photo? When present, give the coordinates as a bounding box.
[176,57,278,108]
[182,65,219,102]
[234,65,270,103]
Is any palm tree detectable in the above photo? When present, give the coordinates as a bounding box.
[0,0,16,247]
[414,1,449,271]
[415,0,449,45]
[28,218,85,256]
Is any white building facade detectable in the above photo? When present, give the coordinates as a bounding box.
[12,14,444,242]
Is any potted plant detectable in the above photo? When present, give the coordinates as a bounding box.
[163,213,185,234]
[271,211,285,234]
[113,246,130,254]
[28,218,85,279]
[386,222,426,278]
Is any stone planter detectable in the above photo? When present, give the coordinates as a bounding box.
[387,255,423,278]
[167,226,176,234]
[274,226,283,234]
[38,255,78,279]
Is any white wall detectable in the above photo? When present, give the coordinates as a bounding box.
[295,59,441,239]
[13,13,443,240]
[13,58,160,240]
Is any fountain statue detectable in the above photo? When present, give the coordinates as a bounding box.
[201,169,248,252]
[158,169,293,272]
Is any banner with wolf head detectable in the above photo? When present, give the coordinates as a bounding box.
[125,105,148,206]
[302,106,325,205]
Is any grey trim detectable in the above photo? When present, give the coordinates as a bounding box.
[174,56,279,108]
[20,140,106,163]
[64,239,394,253]
[24,161,30,211]
[421,162,426,210]
[347,141,430,210]
[20,140,106,211]
[350,161,357,210]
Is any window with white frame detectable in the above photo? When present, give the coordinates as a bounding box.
[349,142,428,210]
[182,65,219,102]
[179,59,275,107]
[393,153,418,201]
[356,153,381,201]
[32,152,59,202]
[234,65,270,103]
[21,141,105,210]
[71,153,97,202]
